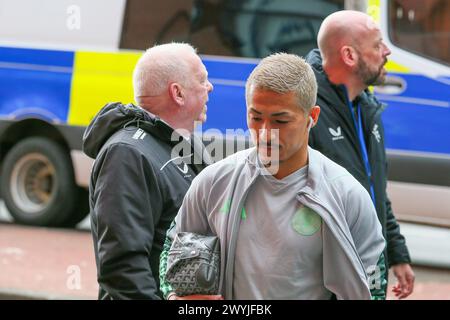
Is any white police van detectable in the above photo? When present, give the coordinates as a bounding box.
[0,0,449,230]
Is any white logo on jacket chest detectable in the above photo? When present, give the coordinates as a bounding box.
[160,155,192,179]
[372,124,381,143]
[176,162,189,174]
[328,126,344,141]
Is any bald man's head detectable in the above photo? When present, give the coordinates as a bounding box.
[318,10,378,62]
[317,10,391,91]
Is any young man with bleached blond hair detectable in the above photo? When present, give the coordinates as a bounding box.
[160,52,386,300]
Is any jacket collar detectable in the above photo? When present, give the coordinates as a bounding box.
[243,146,324,195]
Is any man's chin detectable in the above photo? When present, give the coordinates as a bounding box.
[379,67,388,81]
[196,113,207,124]
[258,156,281,175]
[258,152,281,166]
[198,105,208,123]
[370,71,386,86]
[374,75,386,86]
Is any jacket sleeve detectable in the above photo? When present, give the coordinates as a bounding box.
[370,252,387,300]
[385,196,411,266]
[92,143,162,299]
[376,95,411,267]
[159,170,212,298]
[345,178,387,299]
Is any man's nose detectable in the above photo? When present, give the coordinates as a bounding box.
[260,126,270,142]
[207,80,214,92]
[260,123,277,142]
[383,42,391,57]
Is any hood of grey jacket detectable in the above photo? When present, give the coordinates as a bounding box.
[175,146,385,299]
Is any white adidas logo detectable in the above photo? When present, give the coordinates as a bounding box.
[329,126,344,141]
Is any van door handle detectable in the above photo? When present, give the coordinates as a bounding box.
[373,75,407,95]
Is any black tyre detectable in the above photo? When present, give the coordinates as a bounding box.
[0,137,78,227]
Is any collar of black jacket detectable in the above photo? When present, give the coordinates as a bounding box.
[83,102,187,158]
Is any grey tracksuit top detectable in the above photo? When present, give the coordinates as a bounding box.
[161,147,386,300]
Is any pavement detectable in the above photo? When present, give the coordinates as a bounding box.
[0,223,98,299]
[1,222,450,300]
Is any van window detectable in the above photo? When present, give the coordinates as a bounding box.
[119,0,344,58]
[118,0,234,56]
[388,0,450,66]
[216,0,344,58]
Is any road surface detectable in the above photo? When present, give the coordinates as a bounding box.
[1,223,450,300]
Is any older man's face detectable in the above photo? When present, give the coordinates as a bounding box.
[183,55,213,129]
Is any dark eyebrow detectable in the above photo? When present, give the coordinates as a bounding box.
[249,108,292,117]
[270,112,289,117]
[249,108,262,114]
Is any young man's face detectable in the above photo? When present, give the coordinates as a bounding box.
[247,89,314,173]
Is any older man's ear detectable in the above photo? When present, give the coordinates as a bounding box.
[169,82,184,106]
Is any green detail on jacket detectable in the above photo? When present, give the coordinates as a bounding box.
[220,200,231,215]
[159,222,175,299]
[292,206,322,236]
[241,207,247,220]
[370,251,387,300]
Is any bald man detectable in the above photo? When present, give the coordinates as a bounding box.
[306,10,414,299]
[83,43,213,299]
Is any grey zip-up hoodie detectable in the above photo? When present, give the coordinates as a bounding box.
[160,147,386,300]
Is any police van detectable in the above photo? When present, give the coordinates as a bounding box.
[0,0,449,227]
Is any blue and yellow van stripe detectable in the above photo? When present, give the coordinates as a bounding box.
[1,45,449,156]
[0,46,73,123]
[0,46,141,127]
[0,45,253,136]
[69,51,140,126]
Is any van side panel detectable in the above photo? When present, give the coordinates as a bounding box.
[68,51,141,126]
[379,73,450,154]
[0,47,73,122]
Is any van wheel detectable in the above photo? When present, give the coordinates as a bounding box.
[1,137,78,227]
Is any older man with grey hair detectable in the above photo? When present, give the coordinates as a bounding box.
[159,53,387,300]
[83,42,213,299]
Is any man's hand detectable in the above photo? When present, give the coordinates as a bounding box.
[391,263,415,299]
[168,293,223,300]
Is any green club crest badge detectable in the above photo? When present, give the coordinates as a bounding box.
[292,206,322,236]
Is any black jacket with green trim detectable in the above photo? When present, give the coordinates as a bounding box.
[83,103,209,299]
